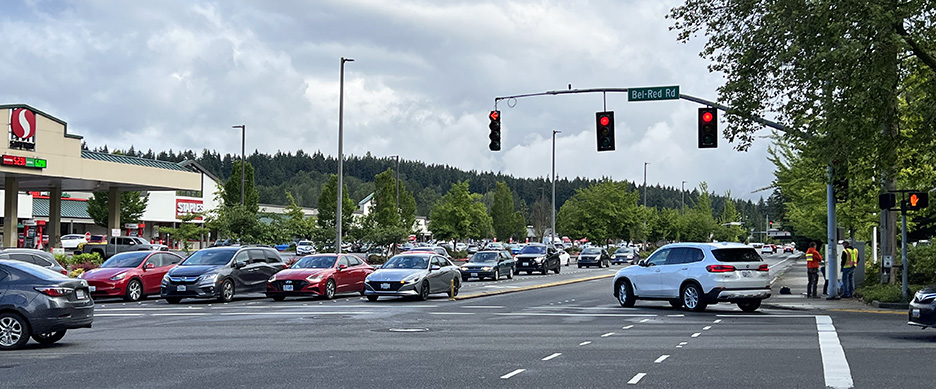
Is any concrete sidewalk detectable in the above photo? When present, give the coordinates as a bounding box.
[764,257,898,313]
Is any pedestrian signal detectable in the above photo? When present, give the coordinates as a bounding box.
[907,192,929,210]
[878,193,896,210]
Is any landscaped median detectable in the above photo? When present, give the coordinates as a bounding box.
[454,273,615,300]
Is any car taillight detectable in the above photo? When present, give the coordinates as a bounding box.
[61,269,68,275]
[34,287,74,297]
[706,264,736,273]
[757,264,769,271]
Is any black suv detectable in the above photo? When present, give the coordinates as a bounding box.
[161,246,285,303]
[514,243,561,275]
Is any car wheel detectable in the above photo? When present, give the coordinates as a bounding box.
[124,279,143,302]
[272,295,286,302]
[165,297,182,304]
[737,299,762,312]
[578,264,582,268]
[218,279,234,303]
[31,330,67,345]
[494,268,500,281]
[419,281,430,301]
[617,279,636,308]
[359,289,366,296]
[323,279,336,300]
[541,265,548,275]
[0,312,30,350]
[669,299,683,309]
[681,283,707,312]
[506,267,513,279]
[366,295,379,302]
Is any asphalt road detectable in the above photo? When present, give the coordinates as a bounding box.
[2,252,931,388]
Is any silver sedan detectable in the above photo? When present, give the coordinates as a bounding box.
[364,253,461,301]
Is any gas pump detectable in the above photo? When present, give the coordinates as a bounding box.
[124,223,145,238]
[22,220,45,249]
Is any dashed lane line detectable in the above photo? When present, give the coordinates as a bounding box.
[676,342,687,348]
[817,315,854,389]
[691,333,701,338]
[713,319,722,323]
[639,318,650,323]
[494,313,656,318]
[542,353,562,361]
[654,355,669,363]
[702,326,712,331]
[601,332,615,337]
[627,373,646,385]
[500,369,525,379]
[622,325,634,330]
[579,341,592,346]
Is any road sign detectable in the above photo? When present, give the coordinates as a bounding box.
[628,86,679,102]
[85,231,91,240]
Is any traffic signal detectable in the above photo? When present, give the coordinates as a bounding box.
[878,193,896,210]
[907,192,929,210]
[596,111,615,152]
[488,110,501,151]
[698,107,717,148]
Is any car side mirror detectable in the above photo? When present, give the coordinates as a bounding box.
[431,265,441,271]
[337,264,348,271]
[145,263,155,269]
[234,261,247,269]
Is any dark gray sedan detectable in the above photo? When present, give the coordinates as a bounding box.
[578,247,611,268]
[364,253,460,301]
[0,260,94,350]
[459,250,515,281]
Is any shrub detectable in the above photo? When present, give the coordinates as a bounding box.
[908,244,936,285]
[856,283,923,303]
[68,268,85,278]
[367,254,387,265]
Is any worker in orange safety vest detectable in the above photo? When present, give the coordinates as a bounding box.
[805,242,823,298]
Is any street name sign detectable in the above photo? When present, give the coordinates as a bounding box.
[628,85,679,102]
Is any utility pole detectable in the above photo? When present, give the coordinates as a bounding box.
[826,165,840,299]
[681,180,686,214]
[336,57,353,254]
[551,130,560,246]
[232,125,246,205]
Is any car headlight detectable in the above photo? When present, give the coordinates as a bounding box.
[162,273,171,283]
[109,272,127,281]
[402,274,421,284]
[269,274,277,282]
[459,266,469,271]
[199,273,219,283]
[481,266,492,271]
[306,275,323,282]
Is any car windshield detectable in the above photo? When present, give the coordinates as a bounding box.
[582,248,601,255]
[615,248,633,254]
[383,255,430,269]
[181,250,236,266]
[293,256,336,269]
[469,252,499,263]
[297,241,312,247]
[100,252,151,268]
[712,248,763,262]
[520,246,546,254]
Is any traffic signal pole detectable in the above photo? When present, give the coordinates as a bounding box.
[826,165,839,299]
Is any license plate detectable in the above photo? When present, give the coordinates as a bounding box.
[741,270,753,278]
[177,285,187,292]
[88,286,96,292]
[522,262,528,266]
[283,284,294,291]
[76,289,87,299]
[913,309,921,318]
[471,273,478,277]
[381,283,390,290]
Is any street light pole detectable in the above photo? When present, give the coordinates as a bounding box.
[642,162,649,245]
[681,180,686,214]
[232,125,246,205]
[551,130,560,246]
[388,155,400,211]
[336,57,354,254]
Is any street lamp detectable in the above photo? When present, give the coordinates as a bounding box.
[336,57,354,254]
[232,125,245,205]
[552,130,560,247]
[388,155,400,210]
[681,180,687,213]
[642,162,649,245]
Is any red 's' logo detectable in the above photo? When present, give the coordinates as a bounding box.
[11,108,36,139]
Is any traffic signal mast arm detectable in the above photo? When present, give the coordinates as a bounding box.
[493,87,809,139]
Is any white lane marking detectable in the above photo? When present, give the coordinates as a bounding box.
[151,313,209,316]
[579,341,592,346]
[463,305,504,309]
[817,315,854,389]
[676,342,688,348]
[639,318,650,323]
[542,353,562,361]
[716,314,818,318]
[654,355,669,363]
[713,319,722,324]
[95,313,144,317]
[601,332,615,337]
[96,307,204,311]
[622,325,634,330]
[219,311,372,315]
[627,373,646,385]
[691,333,701,338]
[483,285,520,289]
[500,369,525,379]
[667,314,685,317]
[702,326,712,331]
[429,312,475,315]
[494,313,656,317]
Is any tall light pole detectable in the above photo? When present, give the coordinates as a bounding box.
[232,125,245,205]
[388,155,400,210]
[551,130,560,246]
[681,180,687,213]
[642,162,649,245]
[336,57,354,254]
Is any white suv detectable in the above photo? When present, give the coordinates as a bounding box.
[612,242,771,312]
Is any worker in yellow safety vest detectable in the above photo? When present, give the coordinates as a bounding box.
[840,241,859,298]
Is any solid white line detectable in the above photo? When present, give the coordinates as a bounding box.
[667,314,685,317]
[96,307,204,311]
[219,311,372,315]
[542,353,562,361]
[601,332,615,337]
[151,313,209,316]
[691,333,701,338]
[816,315,854,389]
[500,369,525,379]
[429,312,475,315]
[622,325,634,330]
[716,314,818,318]
[95,313,144,317]
[627,373,646,385]
[654,355,669,363]
[462,305,504,309]
[579,341,592,346]
[494,313,656,317]
[702,326,712,330]
[713,319,722,324]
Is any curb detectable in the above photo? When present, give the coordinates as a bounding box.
[454,273,614,300]
[871,301,910,310]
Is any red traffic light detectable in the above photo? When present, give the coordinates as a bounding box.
[599,116,610,126]
[489,111,499,121]
[701,111,714,123]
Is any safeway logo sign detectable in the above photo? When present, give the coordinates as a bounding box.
[176,199,204,220]
[9,108,36,150]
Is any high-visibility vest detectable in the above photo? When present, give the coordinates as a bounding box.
[806,253,815,262]
[843,248,858,268]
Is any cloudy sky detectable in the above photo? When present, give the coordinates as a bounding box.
[0,0,776,201]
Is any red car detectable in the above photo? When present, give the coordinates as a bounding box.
[80,251,184,301]
[267,254,373,301]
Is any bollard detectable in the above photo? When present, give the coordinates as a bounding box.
[450,278,455,301]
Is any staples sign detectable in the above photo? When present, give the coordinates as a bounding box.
[176,199,204,220]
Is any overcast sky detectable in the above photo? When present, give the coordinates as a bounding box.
[1,0,776,201]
